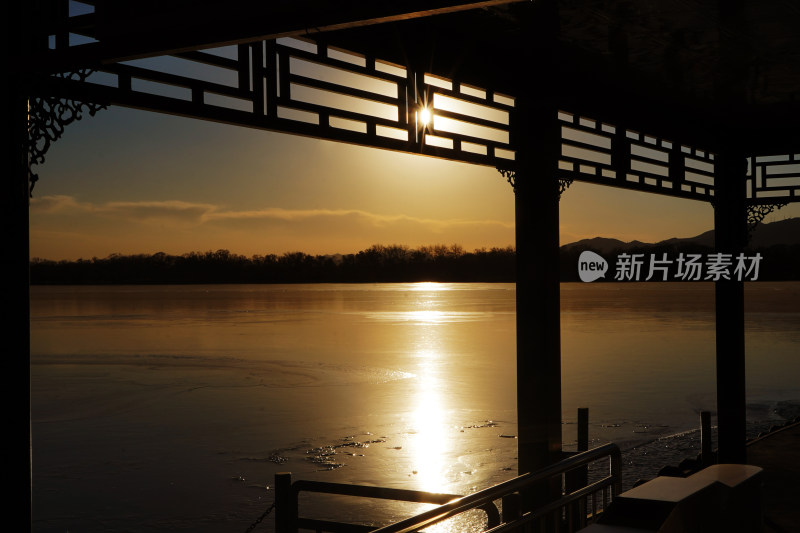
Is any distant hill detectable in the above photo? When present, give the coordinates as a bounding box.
[562,217,800,251]
[561,237,646,255]
[559,217,799,281]
[747,218,800,248]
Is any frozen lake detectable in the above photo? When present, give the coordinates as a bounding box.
[30,282,800,532]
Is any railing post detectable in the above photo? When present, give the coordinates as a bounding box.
[700,410,713,466]
[565,408,590,530]
[610,449,622,499]
[275,472,296,533]
[502,492,523,532]
[577,408,589,453]
[577,408,589,491]
[577,408,589,528]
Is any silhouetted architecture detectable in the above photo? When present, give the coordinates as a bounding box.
[14,0,799,518]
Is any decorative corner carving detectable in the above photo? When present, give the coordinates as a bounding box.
[496,168,573,200]
[747,203,786,234]
[558,176,573,199]
[28,70,107,196]
[496,167,516,194]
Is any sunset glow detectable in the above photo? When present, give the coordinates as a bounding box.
[28,106,798,261]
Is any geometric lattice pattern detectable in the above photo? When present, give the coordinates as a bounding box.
[557,110,717,202]
[59,37,515,168]
[746,154,800,204]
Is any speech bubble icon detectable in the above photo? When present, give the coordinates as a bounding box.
[578,251,608,282]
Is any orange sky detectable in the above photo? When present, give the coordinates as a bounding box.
[29,106,798,261]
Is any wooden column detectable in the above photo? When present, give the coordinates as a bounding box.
[509,0,562,508]
[513,98,563,480]
[6,0,32,522]
[14,93,32,527]
[511,102,562,513]
[713,149,748,464]
[710,0,750,466]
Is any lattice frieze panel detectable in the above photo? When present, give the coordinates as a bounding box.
[746,154,800,204]
[424,74,516,163]
[557,111,716,201]
[271,38,412,147]
[36,7,795,204]
[46,33,514,168]
[273,38,515,164]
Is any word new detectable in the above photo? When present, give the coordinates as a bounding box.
[578,251,609,282]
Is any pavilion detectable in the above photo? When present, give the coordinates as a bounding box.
[12,0,799,520]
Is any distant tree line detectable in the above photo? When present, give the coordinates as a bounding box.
[30,245,516,284]
[30,241,799,284]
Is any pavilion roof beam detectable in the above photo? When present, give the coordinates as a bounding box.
[33,0,527,72]
[315,4,800,155]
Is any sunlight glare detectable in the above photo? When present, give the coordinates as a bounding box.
[419,106,432,128]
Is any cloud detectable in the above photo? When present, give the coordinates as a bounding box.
[29,195,515,258]
[29,194,87,213]
[31,195,216,220]
[31,196,511,230]
[204,206,512,231]
[106,200,217,216]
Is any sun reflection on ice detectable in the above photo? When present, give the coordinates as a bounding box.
[408,282,450,291]
[399,286,488,532]
[408,353,449,493]
[407,309,446,324]
[407,356,486,533]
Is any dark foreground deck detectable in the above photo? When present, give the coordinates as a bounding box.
[582,421,799,533]
[747,421,800,533]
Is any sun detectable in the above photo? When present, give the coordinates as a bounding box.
[419,106,432,128]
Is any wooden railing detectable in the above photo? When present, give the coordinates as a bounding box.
[274,443,622,533]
